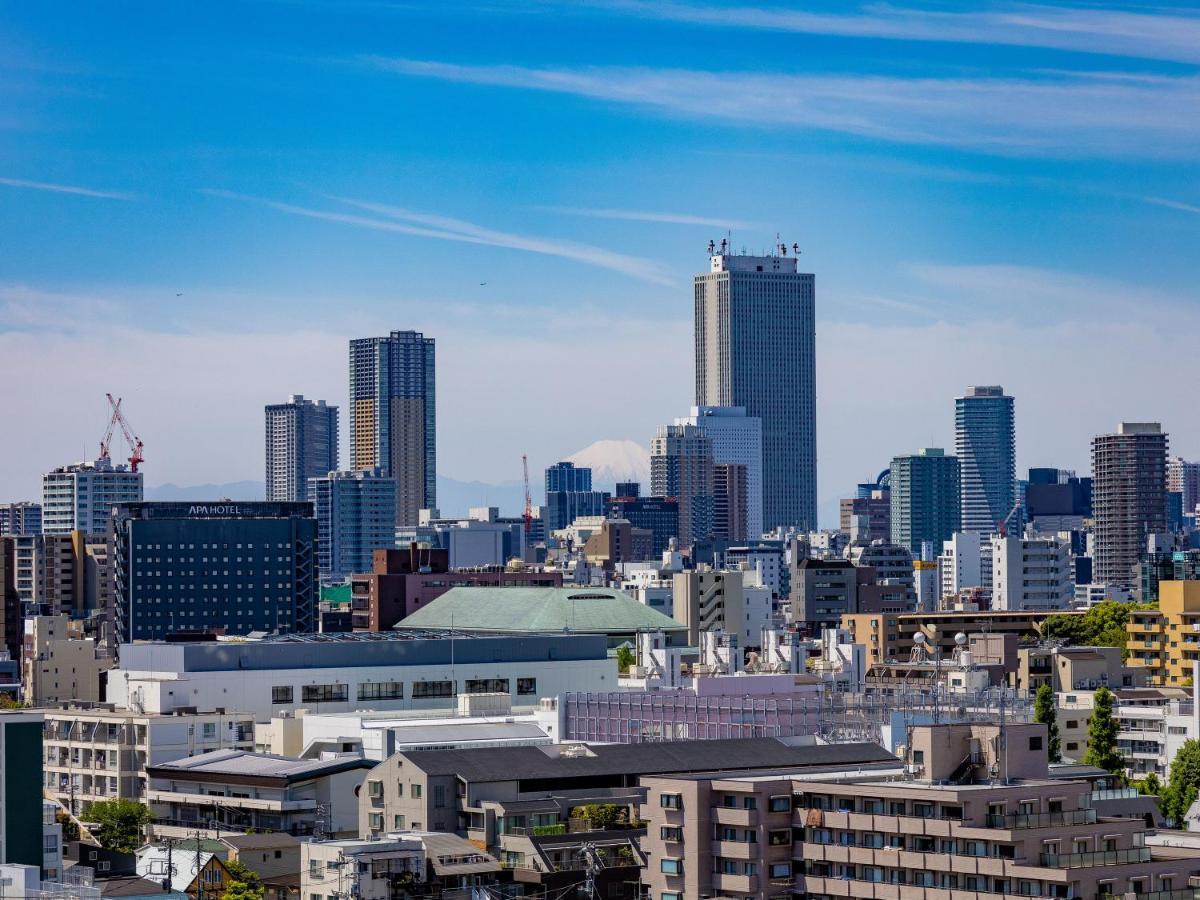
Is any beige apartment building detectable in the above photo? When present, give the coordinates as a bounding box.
[22,614,113,706]
[43,703,254,814]
[641,722,1200,900]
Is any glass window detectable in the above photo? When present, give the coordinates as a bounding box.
[465,678,509,694]
[271,686,293,704]
[517,678,537,695]
[412,681,455,699]
[357,682,403,701]
[660,859,682,875]
[301,684,348,703]
[660,794,682,810]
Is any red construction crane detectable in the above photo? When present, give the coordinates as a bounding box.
[102,393,145,472]
[522,454,533,536]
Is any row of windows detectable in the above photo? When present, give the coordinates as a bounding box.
[270,678,538,704]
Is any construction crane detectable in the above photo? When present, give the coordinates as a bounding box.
[996,501,1023,537]
[100,393,145,472]
[522,454,533,536]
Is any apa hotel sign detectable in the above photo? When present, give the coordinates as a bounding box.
[186,504,243,517]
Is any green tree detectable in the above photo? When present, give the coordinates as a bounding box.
[85,799,151,854]
[615,646,635,674]
[222,859,264,900]
[570,803,628,831]
[1135,771,1162,798]
[1160,740,1200,826]
[1033,684,1061,762]
[1042,600,1154,657]
[1082,686,1124,778]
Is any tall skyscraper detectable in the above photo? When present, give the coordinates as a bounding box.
[955,385,1016,534]
[543,462,609,533]
[676,406,763,539]
[889,448,961,555]
[1093,422,1168,589]
[349,331,436,527]
[694,248,816,530]
[42,457,143,535]
[309,470,398,585]
[265,395,339,503]
[650,423,714,547]
[1167,457,1200,516]
[0,502,41,536]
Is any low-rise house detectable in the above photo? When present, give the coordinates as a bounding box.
[219,833,301,900]
[302,832,499,900]
[135,847,230,899]
[145,749,373,839]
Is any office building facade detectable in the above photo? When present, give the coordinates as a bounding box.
[1092,422,1168,589]
[349,331,436,527]
[42,458,142,535]
[955,385,1016,534]
[889,448,961,555]
[712,463,748,543]
[650,423,713,547]
[606,494,680,557]
[111,501,318,641]
[543,462,609,534]
[264,395,339,503]
[308,470,397,585]
[676,406,763,538]
[695,251,816,531]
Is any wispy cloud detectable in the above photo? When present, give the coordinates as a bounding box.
[0,175,132,200]
[1145,196,1200,215]
[204,189,672,285]
[591,1,1200,65]
[536,205,754,229]
[365,57,1200,158]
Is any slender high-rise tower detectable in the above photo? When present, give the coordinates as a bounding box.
[349,331,436,527]
[265,395,339,503]
[955,385,1016,534]
[1093,422,1168,589]
[694,246,816,531]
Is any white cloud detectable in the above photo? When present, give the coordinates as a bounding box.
[203,189,673,285]
[1145,196,1200,215]
[366,57,1200,157]
[0,176,132,200]
[591,1,1200,65]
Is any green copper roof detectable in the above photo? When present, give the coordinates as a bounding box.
[395,586,684,635]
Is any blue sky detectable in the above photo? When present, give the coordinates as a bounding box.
[2,1,1198,521]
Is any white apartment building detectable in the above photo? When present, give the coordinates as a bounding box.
[107,632,613,721]
[621,569,674,618]
[676,406,764,538]
[42,705,255,814]
[938,531,991,598]
[670,567,771,648]
[42,458,142,535]
[990,534,1073,611]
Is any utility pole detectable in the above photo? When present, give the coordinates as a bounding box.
[193,829,204,900]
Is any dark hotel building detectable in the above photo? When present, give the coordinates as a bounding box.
[111,502,318,642]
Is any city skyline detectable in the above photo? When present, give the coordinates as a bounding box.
[2,2,1198,524]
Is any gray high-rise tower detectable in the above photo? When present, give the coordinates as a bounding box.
[265,395,339,503]
[955,385,1016,534]
[349,330,436,527]
[694,248,816,531]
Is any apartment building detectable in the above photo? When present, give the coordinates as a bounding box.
[842,609,1078,666]
[641,722,1200,900]
[22,615,113,706]
[671,567,771,648]
[360,738,893,897]
[1128,580,1200,685]
[42,705,254,815]
[146,749,371,839]
[1014,644,1144,693]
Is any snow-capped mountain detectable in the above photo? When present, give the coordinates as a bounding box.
[566,438,650,489]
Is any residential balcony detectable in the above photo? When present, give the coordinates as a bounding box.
[711,806,755,826]
[1040,847,1151,867]
[711,872,758,893]
[985,809,1096,829]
